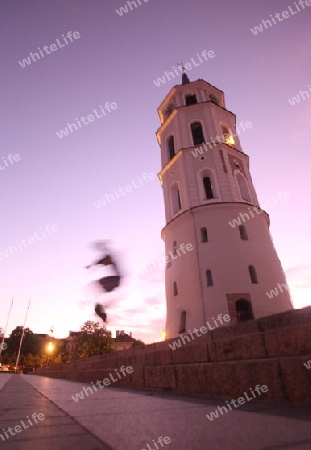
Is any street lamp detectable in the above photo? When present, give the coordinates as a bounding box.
[46,341,54,367]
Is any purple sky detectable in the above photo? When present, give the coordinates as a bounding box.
[1,0,310,343]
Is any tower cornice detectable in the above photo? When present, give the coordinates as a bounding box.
[156,100,236,134]
[161,203,269,238]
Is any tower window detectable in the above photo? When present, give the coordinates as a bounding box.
[203,177,214,199]
[185,94,197,106]
[191,122,205,146]
[168,136,175,161]
[236,173,252,202]
[239,225,248,240]
[206,270,213,286]
[171,184,182,214]
[235,299,254,322]
[248,265,258,284]
[173,241,177,256]
[201,227,208,243]
[173,282,178,296]
[221,125,235,147]
[179,311,186,334]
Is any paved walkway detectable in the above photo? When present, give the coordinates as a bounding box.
[0,374,311,449]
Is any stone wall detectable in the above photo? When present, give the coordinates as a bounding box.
[32,307,311,405]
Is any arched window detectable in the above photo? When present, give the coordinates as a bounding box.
[201,227,208,243]
[206,270,213,286]
[171,184,182,214]
[191,122,205,146]
[221,124,235,147]
[235,299,254,322]
[236,173,251,202]
[173,282,178,296]
[185,94,197,106]
[249,265,258,284]
[239,225,248,240]
[168,136,175,161]
[179,311,186,334]
[173,241,178,256]
[203,176,214,199]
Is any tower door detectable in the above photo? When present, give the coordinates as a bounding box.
[235,299,254,322]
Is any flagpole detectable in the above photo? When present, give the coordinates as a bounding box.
[0,296,14,360]
[15,298,31,373]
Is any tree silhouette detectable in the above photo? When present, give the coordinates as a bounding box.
[76,321,112,358]
[7,326,41,357]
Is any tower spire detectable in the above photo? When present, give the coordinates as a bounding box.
[178,63,190,84]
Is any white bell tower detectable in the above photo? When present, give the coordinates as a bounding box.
[157,73,293,339]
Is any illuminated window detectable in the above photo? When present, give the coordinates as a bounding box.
[221,125,235,147]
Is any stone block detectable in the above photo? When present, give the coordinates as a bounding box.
[212,320,260,341]
[172,344,209,364]
[198,359,286,403]
[144,366,177,389]
[208,333,266,362]
[279,356,311,405]
[264,324,311,357]
[257,308,311,332]
[175,365,204,394]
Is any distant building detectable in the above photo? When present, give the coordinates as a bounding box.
[65,331,82,356]
[111,330,136,351]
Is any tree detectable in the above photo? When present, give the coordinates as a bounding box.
[132,339,145,347]
[7,327,41,358]
[75,321,112,359]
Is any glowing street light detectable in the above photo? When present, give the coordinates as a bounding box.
[47,342,54,353]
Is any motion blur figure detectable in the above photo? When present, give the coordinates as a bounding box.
[85,241,122,323]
